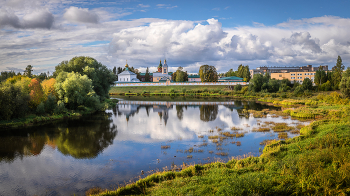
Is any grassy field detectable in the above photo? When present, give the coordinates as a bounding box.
[89,91,350,196]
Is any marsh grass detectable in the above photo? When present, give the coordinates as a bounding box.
[161,145,170,149]
[252,127,270,132]
[271,123,294,132]
[277,132,288,139]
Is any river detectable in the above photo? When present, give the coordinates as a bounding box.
[0,97,307,196]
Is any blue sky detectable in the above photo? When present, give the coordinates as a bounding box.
[1,0,350,74]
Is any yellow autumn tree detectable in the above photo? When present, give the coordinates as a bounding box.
[28,78,44,108]
[41,78,56,100]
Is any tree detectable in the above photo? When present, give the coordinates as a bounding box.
[145,67,150,82]
[53,56,115,101]
[24,65,33,78]
[0,71,16,83]
[174,67,188,82]
[236,65,251,82]
[200,105,218,122]
[199,65,218,82]
[302,78,313,91]
[28,78,44,109]
[314,69,327,86]
[55,71,100,110]
[14,76,31,95]
[113,66,117,75]
[331,56,345,89]
[225,69,236,77]
[0,83,30,120]
[41,78,57,99]
[340,67,350,98]
[36,72,47,81]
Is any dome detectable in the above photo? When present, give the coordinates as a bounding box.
[158,60,162,68]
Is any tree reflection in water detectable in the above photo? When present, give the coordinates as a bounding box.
[200,105,218,122]
[0,112,117,162]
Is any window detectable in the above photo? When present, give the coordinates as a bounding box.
[291,74,295,76]
[291,77,295,79]
[297,73,302,76]
[297,77,302,79]
[279,74,282,77]
[164,68,166,73]
[127,78,128,81]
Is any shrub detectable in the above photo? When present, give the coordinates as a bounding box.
[293,86,304,96]
[36,102,45,115]
[54,101,67,114]
[234,84,242,91]
[44,94,57,114]
[182,88,186,93]
[170,88,175,93]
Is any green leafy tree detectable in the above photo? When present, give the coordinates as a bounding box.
[302,78,313,91]
[331,56,345,89]
[53,56,115,101]
[24,65,33,78]
[236,65,251,82]
[268,79,280,93]
[54,71,100,110]
[225,69,236,77]
[340,68,350,98]
[174,67,188,82]
[145,67,150,82]
[0,71,17,83]
[199,65,218,82]
[314,69,327,86]
[112,66,117,75]
[0,83,30,120]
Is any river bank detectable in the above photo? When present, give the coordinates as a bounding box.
[92,91,350,195]
[0,99,118,130]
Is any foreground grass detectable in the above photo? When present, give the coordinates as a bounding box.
[91,92,350,196]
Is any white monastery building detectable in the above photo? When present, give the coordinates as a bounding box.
[117,61,140,82]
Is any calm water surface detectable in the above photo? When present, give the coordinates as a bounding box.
[0,97,307,196]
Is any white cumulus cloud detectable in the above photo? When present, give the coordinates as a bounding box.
[64,6,99,24]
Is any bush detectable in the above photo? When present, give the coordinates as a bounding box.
[234,84,242,91]
[170,88,175,93]
[45,94,57,114]
[293,86,304,96]
[36,102,45,115]
[182,88,186,93]
[54,101,67,114]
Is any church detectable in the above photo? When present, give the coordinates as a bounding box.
[117,61,140,82]
[153,59,172,82]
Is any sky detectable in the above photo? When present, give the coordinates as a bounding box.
[1,0,350,74]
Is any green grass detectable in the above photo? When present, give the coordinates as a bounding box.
[110,85,230,95]
[91,92,350,196]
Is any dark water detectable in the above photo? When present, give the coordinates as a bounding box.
[0,97,306,196]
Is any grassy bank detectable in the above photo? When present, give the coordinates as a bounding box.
[109,85,231,95]
[90,92,350,196]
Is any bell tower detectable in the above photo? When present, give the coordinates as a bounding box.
[162,59,168,74]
